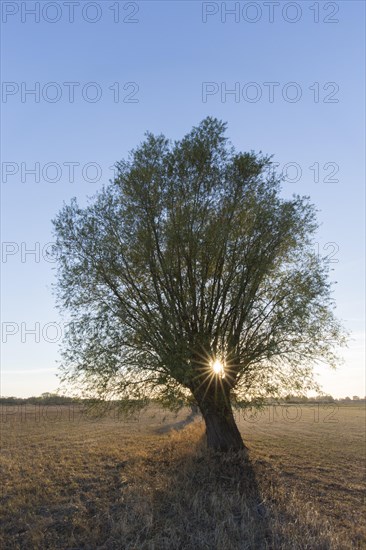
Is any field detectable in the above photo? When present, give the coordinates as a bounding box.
[0,403,365,549]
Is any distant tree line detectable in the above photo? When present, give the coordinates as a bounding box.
[0,393,80,405]
[0,392,364,406]
[278,395,365,404]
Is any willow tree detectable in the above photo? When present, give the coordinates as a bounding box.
[53,118,345,451]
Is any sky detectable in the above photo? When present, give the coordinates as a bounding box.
[1,0,365,398]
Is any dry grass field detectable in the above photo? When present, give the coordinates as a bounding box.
[0,403,365,549]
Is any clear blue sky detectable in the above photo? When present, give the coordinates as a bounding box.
[1,1,365,398]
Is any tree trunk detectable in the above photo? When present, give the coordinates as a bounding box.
[193,383,245,452]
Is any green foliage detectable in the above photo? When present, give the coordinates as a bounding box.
[53,117,346,407]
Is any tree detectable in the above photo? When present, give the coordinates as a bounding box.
[53,117,345,451]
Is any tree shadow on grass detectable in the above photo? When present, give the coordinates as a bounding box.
[154,407,201,435]
[117,424,274,550]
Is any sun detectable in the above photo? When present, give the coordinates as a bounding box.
[211,359,225,378]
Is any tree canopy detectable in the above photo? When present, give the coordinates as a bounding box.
[53,117,345,450]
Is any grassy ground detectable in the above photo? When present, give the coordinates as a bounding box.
[0,403,365,549]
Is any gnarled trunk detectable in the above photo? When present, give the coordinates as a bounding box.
[193,382,245,452]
